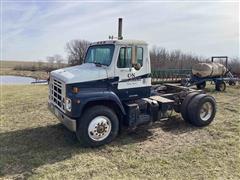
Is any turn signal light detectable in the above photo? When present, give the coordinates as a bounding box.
[72,87,80,94]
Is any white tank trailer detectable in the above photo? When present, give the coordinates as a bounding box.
[183,57,239,92]
[192,62,227,78]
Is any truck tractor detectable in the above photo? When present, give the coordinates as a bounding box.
[48,19,216,147]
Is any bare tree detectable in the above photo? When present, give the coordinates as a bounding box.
[150,46,203,70]
[53,54,64,68]
[66,39,90,65]
[46,56,55,66]
[37,60,43,69]
[229,57,240,76]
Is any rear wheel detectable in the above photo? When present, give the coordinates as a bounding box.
[76,105,119,147]
[196,81,206,89]
[181,92,200,122]
[229,80,236,86]
[187,94,216,126]
[215,81,226,91]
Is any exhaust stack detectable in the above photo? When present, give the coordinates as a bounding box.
[118,18,123,40]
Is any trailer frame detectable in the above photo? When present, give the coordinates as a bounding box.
[181,56,240,91]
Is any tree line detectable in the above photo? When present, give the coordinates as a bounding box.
[14,55,66,72]
[14,39,240,76]
[64,39,240,75]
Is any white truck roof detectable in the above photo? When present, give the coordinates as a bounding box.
[90,39,148,46]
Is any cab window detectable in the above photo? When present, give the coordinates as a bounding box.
[85,45,114,66]
[136,47,143,66]
[117,47,132,68]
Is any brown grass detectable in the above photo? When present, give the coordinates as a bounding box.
[1,61,44,68]
[0,84,239,179]
[0,61,58,80]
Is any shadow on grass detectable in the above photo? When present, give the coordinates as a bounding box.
[0,124,83,178]
[113,115,198,146]
[155,116,198,133]
[0,116,196,178]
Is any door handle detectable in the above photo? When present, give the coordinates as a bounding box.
[120,69,130,72]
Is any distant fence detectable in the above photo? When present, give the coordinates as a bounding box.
[151,69,192,84]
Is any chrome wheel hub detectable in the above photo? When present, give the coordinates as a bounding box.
[200,102,213,121]
[88,116,111,141]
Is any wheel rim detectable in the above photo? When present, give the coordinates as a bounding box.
[200,102,213,121]
[220,84,224,91]
[88,116,112,141]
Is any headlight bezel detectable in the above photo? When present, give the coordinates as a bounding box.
[65,98,72,112]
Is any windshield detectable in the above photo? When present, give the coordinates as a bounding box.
[85,44,115,66]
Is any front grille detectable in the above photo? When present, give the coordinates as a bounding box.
[49,77,65,112]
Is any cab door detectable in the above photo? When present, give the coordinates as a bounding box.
[114,45,151,100]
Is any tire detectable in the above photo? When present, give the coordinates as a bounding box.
[181,92,200,122]
[215,81,226,91]
[229,80,236,86]
[76,105,119,147]
[196,81,206,89]
[187,94,216,127]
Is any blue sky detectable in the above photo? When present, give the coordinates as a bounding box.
[1,0,239,61]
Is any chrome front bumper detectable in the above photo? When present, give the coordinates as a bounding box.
[48,102,76,132]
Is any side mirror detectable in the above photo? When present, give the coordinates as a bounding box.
[133,63,141,70]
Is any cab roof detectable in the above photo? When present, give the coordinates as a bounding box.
[90,39,148,46]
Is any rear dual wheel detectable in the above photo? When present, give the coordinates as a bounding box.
[180,92,200,122]
[181,93,216,126]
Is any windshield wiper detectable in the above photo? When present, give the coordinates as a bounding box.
[93,61,102,67]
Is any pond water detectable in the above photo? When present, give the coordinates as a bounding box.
[0,75,46,85]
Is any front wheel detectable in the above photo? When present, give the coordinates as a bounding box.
[76,105,119,147]
[187,94,216,127]
[215,81,226,91]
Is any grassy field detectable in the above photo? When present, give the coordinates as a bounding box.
[0,84,239,179]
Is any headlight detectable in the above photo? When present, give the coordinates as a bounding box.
[65,98,72,112]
